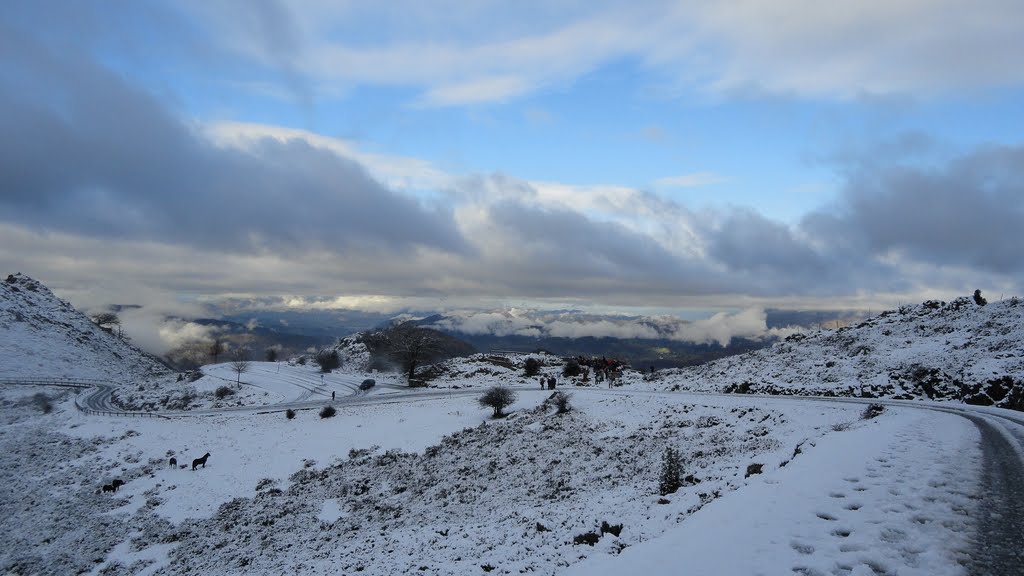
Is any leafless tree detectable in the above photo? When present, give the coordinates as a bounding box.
[231,348,250,386]
[387,322,445,384]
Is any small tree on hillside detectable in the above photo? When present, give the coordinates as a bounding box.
[563,359,582,378]
[91,312,120,332]
[658,446,683,495]
[231,348,250,386]
[973,289,988,306]
[387,322,445,384]
[524,357,541,377]
[479,386,517,418]
[265,347,279,363]
[314,348,341,373]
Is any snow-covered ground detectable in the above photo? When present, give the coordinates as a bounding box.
[0,382,982,575]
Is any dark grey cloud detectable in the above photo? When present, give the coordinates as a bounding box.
[476,198,727,299]
[821,145,1024,276]
[0,20,467,257]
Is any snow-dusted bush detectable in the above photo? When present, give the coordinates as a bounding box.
[658,446,683,495]
[973,289,987,306]
[215,386,235,399]
[319,405,337,419]
[524,357,541,377]
[286,409,296,420]
[478,386,517,418]
[32,393,52,414]
[562,359,582,377]
[315,349,341,373]
[550,391,572,414]
[861,403,885,419]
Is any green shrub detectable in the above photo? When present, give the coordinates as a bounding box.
[658,447,683,495]
[524,357,541,377]
[562,360,582,377]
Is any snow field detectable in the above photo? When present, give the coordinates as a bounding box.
[565,409,981,576]
[1,385,864,575]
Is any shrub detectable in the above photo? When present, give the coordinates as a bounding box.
[973,289,988,306]
[861,403,885,419]
[315,349,341,373]
[285,409,296,420]
[600,521,623,537]
[319,405,337,419]
[215,386,235,399]
[550,391,572,414]
[265,348,279,362]
[478,386,517,418]
[658,446,683,495]
[573,532,600,546]
[562,359,582,377]
[32,392,53,414]
[524,357,541,377]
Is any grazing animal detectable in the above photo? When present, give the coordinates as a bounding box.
[169,457,177,468]
[111,479,124,489]
[102,484,115,493]
[192,452,211,470]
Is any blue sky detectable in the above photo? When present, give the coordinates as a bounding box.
[1,0,1023,335]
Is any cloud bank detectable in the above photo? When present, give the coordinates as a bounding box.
[426,307,796,347]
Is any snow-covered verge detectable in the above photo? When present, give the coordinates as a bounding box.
[106,361,393,413]
[0,273,169,382]
[565,407,981,576]
[2,384,955,576]
[649,297,1024,409]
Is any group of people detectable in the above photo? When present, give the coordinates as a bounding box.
[575,356,625,386]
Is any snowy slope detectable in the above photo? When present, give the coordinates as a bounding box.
[0,273,170,382]
[653,296,1024,409]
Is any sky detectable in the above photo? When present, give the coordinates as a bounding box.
[1,0,1023,336]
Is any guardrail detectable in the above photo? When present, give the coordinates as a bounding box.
[0,377,169,419]
[0,377,100,389]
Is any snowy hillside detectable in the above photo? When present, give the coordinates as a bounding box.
[655,296,1024,409]
[0,274,170,381]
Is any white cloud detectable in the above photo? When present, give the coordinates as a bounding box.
[188,0,1024,105]
[205,121,453,192]
[428,307,781,345]
[654,172,729,189]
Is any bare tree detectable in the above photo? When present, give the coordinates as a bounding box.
[209,337,225,364]
[479,386,517,418]
[231,348,250,386]
[387,322,445,384]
